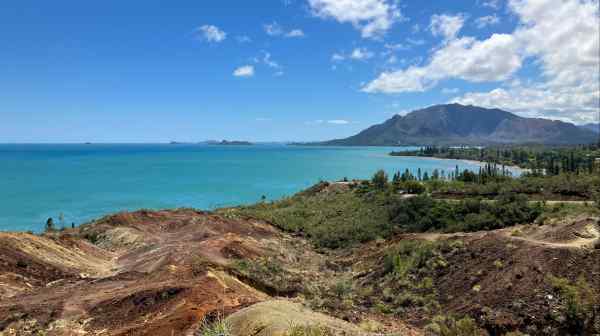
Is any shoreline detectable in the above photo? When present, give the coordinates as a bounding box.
[390,154,530,174]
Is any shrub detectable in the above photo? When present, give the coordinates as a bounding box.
[548,275,599,333]
[331,279,353,299]
[190,255,212,276]
[372,169,389,190]
[384,240,438,278]
[231,258,303,296]
[403,180,426,194]
[425,315,486,336]
[198,316,231,336]
[285,324,332,336]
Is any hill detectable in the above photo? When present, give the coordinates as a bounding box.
[1,179,598,335]
[321,104,597,146]
[580,123,600,134]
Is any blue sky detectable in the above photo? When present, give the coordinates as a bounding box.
[1,0,598,142]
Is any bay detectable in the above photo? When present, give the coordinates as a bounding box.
[0,144,516,232]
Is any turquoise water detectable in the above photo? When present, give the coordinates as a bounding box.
[0,144,503,232]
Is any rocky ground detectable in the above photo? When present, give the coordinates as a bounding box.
[0,202,599,335]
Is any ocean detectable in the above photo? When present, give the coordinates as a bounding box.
[0,144,513,232]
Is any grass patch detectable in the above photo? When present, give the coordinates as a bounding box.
[285,324,332,336]
[547,275,599,333]
[198,315,231,336]
[425,315,487,336]
[231,258,304,296]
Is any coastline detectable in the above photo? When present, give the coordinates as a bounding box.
[390,154,530,175]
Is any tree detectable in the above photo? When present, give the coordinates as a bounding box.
[45,217,54,232]
[404,180,426,194]
[372,169,389,190]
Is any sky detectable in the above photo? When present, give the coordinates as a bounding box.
[1,0,599,143]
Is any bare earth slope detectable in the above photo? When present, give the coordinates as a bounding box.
[1,208,598,335]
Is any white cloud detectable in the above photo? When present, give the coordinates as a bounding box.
[233,65,255,77]
[264,22,284,36]
[331,48,374,62]
[307,0,404,38]
[430,14,466,40]
[286,29,305,37]
[331,53,345,62]
[264,22,305,38]
[350,48,374,60]
[198,25,227,42]
[262,52,281,69]
[306,119,351,125]
[475,14,500,28]
[453,0,600,123]
[481,0,501,9]
[327,119,350,124]
[387,55,398,64]
[363,34,521,93]
[384,43,409,51]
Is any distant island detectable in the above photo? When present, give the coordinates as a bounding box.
[169,140,254,145]
[206,140,254,146]
[314,104,597,146]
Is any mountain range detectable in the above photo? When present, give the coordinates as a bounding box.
[580,123,600,134]
[322,104,598,146]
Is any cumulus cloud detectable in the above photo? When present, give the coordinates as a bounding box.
[264,22,284,36]
[261,52,281,69]
[430,14,466,40]
[198,25,227,42]
[327,119,350,124]
[384,43,409,51]
[307,0,403,38]
[286,29,305,37]
[233,65,255,77]
[481,0,501,9]
[454,0,600,123]
[363,34,521,92]
[350,48,374,60]
[264,22,305,38]
[474,14,500,28]
[331,53,345,62]
[363,0,600,123]
[306,119,351,125]
[331,48,374,62]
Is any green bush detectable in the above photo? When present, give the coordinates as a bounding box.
[372,169,389,190]
[389,193,542,233]
[232,258,303,296]
[198,316,231,336]
[384,240,438,278]
[548,275,599,333]
[285,324,332,336]
[404,180,426,194]
[425,315,487,336]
